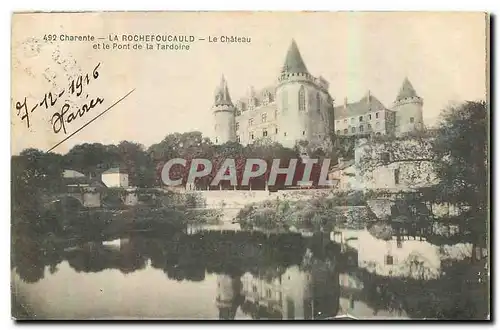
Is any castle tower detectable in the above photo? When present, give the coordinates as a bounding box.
[213,75,236,144]
[216,274,242,320]
[391,77,424,135]
[276,40,316,149]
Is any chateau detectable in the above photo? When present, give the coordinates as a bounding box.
[211,40,424,150]
[334,78,424,137]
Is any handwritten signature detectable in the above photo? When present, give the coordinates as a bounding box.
[15,62,103,134]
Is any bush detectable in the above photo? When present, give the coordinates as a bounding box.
[368,221,393,240]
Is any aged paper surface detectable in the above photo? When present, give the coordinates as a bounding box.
[11,12,489,320]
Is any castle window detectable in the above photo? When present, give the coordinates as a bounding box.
[336,130,341,135]
[385,255,394,265]
[302,131,306,136]
[376,122,380,128]
[344,119,347,124]
[282,90,288,112]
[394,168,400,184]
[368,114,372,120]
[215,137,218,143]
[351,127,356,133]
[376,112,380,119]
[235,122,239,131]
[368,123,372,130]
[359,125,364,132]
[261,113,267,123]
[298,86,306,112]
[316,92,321,112]
[251,133,254,140]
[343,129,348,134]
[274,109,278,119]
[263,130,268,137]
[410,117,415,123]
[253,285,258,293]
[249,118,254,126]
[359,116,363,122]
[284,132,287,137]
[263,92,270,105]
[266,288,272,298]
[275,128,278,134]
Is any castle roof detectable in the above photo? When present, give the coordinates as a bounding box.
[214,75,233,107]
[395,77,419,102]
[334,92,389,119]
[281,39,309,74]
[236,85,276,110]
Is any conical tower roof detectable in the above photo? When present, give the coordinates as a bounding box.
[214,75,233,107]
[396,77,419,102]
[281,39,309,74]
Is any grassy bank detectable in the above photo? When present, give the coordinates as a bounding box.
[236,191,377,233]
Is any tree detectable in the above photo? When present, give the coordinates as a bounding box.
[117,141,155,187]
[64,143,120,177]
[431,101,488,253]
[148,131,215,188]
[11,148,65,231]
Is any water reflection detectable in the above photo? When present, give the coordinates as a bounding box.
[11,229,487,319]
[12,230,342,319]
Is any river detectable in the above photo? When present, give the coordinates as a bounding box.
[11,223,488,320]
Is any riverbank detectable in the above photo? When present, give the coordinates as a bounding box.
[12,205,223,248]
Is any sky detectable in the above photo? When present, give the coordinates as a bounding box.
[11,12,488,155]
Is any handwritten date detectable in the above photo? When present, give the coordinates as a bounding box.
[15,62,101,129]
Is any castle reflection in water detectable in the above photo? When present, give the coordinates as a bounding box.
[217,249,340,320]
[11,229,486,320]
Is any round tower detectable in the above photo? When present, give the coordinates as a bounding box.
[216,274,242,320]
[276,40,334,150]
[275,40,317,149]
[213,75,236,144]
[391,77,424,135]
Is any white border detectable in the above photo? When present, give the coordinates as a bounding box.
[1,1,496,329]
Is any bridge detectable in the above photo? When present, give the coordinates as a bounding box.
[49,192,97,208]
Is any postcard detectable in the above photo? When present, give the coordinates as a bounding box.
[11,11,490,320]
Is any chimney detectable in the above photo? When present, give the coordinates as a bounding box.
[344,97,348,108]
